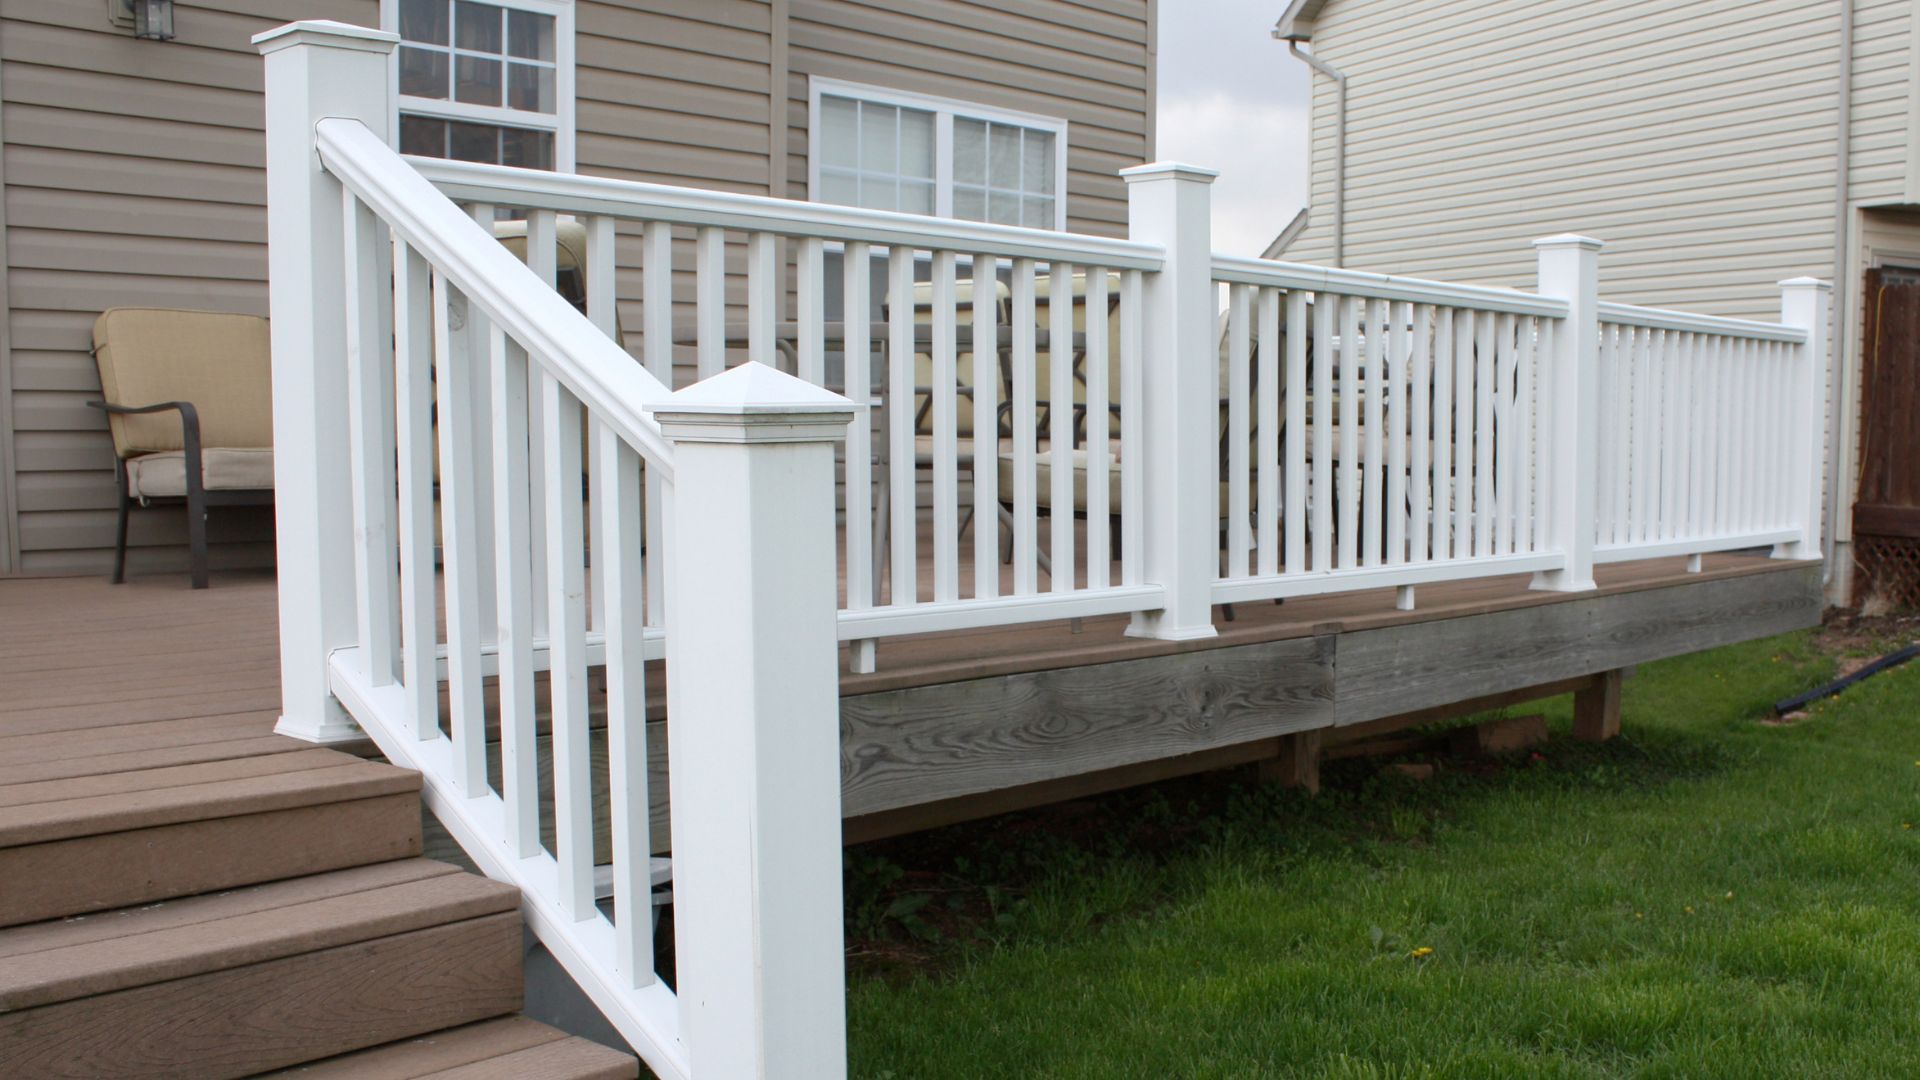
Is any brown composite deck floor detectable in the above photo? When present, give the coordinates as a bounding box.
[0,550,1798,783]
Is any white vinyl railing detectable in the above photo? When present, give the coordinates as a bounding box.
[258,21,1831,1080]
[1593,299,1821,564]
[408,157,1168,671]
[1208,258,1568,609]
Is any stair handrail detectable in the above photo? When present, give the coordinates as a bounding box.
[313,117,676,479]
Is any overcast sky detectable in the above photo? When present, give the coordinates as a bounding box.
[1156,0,1312,256]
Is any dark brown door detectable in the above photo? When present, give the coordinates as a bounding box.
[1853,266,1920,607]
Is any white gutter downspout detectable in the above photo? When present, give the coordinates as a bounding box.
[1282,35,1346,266]
[1826,0,1854,578]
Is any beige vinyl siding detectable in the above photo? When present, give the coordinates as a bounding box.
[577,0,774,191]
[785,0,1151,237]
[576,0,776,391]
[1291,0,1848,321]
[0,0,1151,575]
[0,0,360,576]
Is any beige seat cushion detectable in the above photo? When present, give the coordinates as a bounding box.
[998,448,1122,514]
[999,447,1247,515]
[125,448,274,500]
[92,308,273,457]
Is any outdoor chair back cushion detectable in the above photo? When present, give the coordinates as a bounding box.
[92,308,273,458]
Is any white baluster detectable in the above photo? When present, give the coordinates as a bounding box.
[971,253,1001,601]
[597,426,653,987]
[392,239,439,740]
[1049,260,1077,592]
[932,250,960,602]
[341,192,399,686]
[1086,267,1113,590]
[1430,307,1454,562]
[544,375,593,921]
[433,272,487,794]
[491,327,538,857]
[1227,282,1251,579]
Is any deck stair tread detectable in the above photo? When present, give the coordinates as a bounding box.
[0,732,312,786]
[257,1016,639,1079]
[0,859,517,1010]
[0,709,284,764]
[0,918,526,1079]
[0,745,424,929]
[0,749,418,846]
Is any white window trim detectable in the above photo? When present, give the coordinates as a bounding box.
[807,76,1069,231]
[381,0,578,172]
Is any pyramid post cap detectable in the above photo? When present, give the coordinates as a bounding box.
[255,20,398,55]
[1532,234,1604,251]
[1119,162,1220,184]
[646,361,857,444]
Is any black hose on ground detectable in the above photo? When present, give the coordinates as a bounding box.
[1773,643,1920,716]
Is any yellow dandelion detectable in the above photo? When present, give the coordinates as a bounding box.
[1634,912,1644,920]
[1409,946,1434,959]
[1725,891,1734,900]
[1684,906,1695,915]
[1905,823,1913,830]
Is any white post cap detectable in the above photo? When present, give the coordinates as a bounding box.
[254,19,399,54]
[646,361,857,444]
[1532,234,1605,251]
[1778,276,1833,290]
[1119,162,1220,184]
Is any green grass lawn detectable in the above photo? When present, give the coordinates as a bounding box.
[843,628,1920,1077]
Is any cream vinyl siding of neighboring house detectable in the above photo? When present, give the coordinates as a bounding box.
[1288,0,1847,319]
[0,0,1152,577]
[1287,0,1920,571]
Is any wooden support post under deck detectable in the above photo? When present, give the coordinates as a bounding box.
[1572,668,1624,742]
[1259,729,1323,793]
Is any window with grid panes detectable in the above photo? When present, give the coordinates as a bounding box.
[810,79,1067,230]
[389,0,573,171]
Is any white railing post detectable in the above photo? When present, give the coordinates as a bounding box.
[650,363,856,1079]
[1776,276,1832,561]
[1122,162,1221,640]
[256,21,398,742]
[1531,234,1603,592]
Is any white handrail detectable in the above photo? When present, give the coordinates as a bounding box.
[314,118,677,477]
[1598,300,1809,344]
[1211,252,1568,318]
[410,155,1167,271]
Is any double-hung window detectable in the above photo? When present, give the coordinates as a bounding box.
[386,0,576,171]
[809,78,1068,230]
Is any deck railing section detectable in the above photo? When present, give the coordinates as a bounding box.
[1594,291,1828,565]
[1208,257,1568,609]
[262,22,849,1080]
[408,159,1166,670]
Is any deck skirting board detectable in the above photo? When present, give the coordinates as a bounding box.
[839,634,1336,818]
[1331,563,1824,727]
[837,563,1824,818]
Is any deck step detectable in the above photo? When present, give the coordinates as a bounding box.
[0,859,525,1079]
[0,747,422,926]
[257,1016,638,1079]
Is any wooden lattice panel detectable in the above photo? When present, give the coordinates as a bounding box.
[1854,535,1920,611]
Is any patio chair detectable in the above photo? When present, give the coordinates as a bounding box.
[493,218,596,321]
[89,307,275,589]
